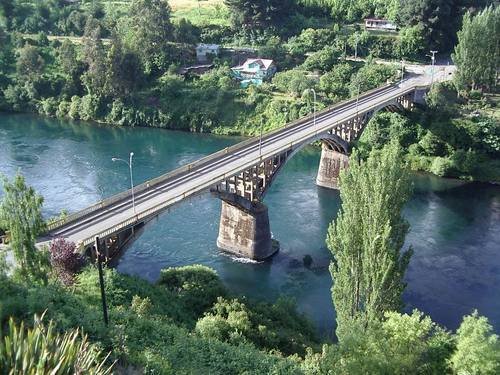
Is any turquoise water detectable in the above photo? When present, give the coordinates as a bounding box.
[1,113,499,336]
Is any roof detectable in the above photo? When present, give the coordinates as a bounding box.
[233,58,274,70]
[196,43,220,50]
[364,18,394,23]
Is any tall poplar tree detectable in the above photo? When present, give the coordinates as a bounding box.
[453,5,500,92]
[327,143,413,339]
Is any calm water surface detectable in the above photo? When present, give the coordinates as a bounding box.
[1,113,499,335]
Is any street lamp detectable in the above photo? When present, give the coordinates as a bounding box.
[112,152,136,215]
[427,50,438,85]
[400,59,405,85]
[259,118,264,156]
[308,88,317,130]
[356,82,361,115]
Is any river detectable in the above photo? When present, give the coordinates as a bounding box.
[1,113,499,336]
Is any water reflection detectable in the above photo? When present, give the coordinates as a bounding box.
[1,113,499,335]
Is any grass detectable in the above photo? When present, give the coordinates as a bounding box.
[170,0,230,26]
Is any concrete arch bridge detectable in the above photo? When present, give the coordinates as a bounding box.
[40,71,449,260]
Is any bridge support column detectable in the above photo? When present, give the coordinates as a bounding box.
[217,199,277,260]
[316,143,349,190]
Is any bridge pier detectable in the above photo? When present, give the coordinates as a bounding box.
[216,197,277,260]
[316,143,349,190]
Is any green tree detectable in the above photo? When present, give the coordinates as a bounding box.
[272,69,317,96]
[106,34,141,98]
[128,0,173,75]
[452,5,500,92]
[319,63,353,100]
[82,17,107,96]
[0,173,48,283]
[302,310,453,374]
[450,311,500,374]
[327,144,413,339]
[302,45,341,72]
[57,39,79,77]
[349,61,397,95]
[224,0,295,31]
[16,43,44,79]
[397,24,426,59]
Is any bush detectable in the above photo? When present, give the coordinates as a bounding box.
[56,100,70,118]
[196,296,318,356]
[418,131,448,157]
[272,69,317,96]
[49,238,85,285]
[39,97,59,116]
[430,157,454,177]
[158,265,227,317]
[302,45,341,72]
[68,95,81,120]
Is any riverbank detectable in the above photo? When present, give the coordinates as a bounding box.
[2,113,500,335]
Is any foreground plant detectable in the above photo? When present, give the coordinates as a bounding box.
[0,313,113,374]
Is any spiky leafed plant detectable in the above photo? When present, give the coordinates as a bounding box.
[0,313,114,374]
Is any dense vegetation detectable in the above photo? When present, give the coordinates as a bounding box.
[1,1,497,182]
[0,2,499,371]
[356,82,500,182]
[2,154,500,373]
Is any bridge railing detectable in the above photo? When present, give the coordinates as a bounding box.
[75,84,428,248]
[47,82,421,233]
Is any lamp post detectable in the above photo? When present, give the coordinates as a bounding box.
[95,236,108,326]
[356,82,361,115]
[112,152,136,215]
[308,88,317,129]
[259,118,264,156]
[400,59,405,85]
[427,50,438,85]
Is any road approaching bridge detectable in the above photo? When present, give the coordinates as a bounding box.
[40,66,453,260]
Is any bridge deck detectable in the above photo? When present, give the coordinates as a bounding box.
[41,68,452,249]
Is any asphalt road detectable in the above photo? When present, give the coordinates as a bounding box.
[43,66,453,248]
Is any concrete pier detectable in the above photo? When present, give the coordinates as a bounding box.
[217,200,277,260]
[316,144,349,190]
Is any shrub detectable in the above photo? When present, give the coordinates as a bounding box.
[430,157,454,177]
[158,265,227,317]
[56,100,70,118]
[68,95,81,120]
[39,97,59,116]
[49,238,84,285]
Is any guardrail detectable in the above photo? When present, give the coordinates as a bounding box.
[47,81,423,234]
[75,83,427,248]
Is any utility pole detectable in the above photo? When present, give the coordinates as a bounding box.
[95,237,109,326]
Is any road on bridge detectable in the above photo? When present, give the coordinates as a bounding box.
[42,65,453,249]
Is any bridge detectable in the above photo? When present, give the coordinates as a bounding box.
[41,66,453,260]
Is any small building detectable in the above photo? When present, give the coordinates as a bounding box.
[196,44,220,62]
[231,58,277,86]
[364,18,398,31]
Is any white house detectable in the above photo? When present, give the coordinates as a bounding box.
[231,58,277,86]
[364,18,398,31]
[196,44,220,62]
